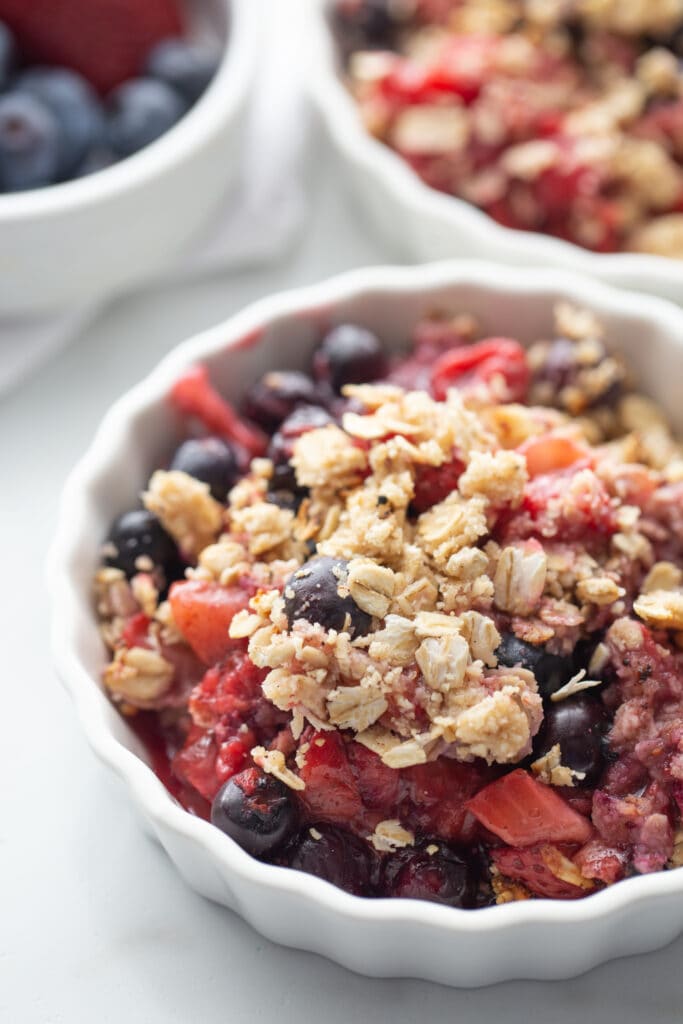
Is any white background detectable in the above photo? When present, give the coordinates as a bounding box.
[2,136,682,1023]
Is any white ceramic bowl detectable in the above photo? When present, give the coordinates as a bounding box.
[306,1,683,306]
[49,261,683,986]
[0,0,256,316]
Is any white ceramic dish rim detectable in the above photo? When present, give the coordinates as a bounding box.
[49,260,683,940]
[0,0,254,220]
[306,1,683,294]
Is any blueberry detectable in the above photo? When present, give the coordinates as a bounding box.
[381,842,477,908]
[104,508,178,580]
[211,768,298,856]
[146,37,221,105]
[286,824,374,896]
[243,371,326,433]
[283,556,372,636]
[496,633,575,699]
[16,67,104,179]
[313,324,388,394]
[534,696,608,787]
[107,78,186,158]
[266,405,335,505]
[0,93,60,192]
[170,437,239,502]
[0,21,17,90]
[331,0,404,59]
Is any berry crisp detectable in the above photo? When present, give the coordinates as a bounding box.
[95,307,683,907]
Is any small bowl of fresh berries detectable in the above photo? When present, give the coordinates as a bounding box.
[0,0,256,315]
[50,261,683,985]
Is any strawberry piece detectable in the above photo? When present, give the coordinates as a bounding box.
[347,742,400,813]
[430,337,530,403]
[169,579,254,665]
[121,611,152,649]
[467,769,593,847]
[172,723,254,802]
[412,455,465,512]
[519,435,590,479]
[402,758,490,844]
[171,365,268,459]
[492,844,593,900]
[0,0,184,95]
[189,649,268,730]
[298,731,364,825]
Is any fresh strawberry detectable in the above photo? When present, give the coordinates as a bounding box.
[169,579,254,665]
[466,769,593,847]
[492,843,594,900]
[298,731,364,825]
[0,0,184,94]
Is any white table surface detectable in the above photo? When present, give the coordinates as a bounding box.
[2,139,682,1024]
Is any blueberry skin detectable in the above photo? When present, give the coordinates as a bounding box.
[211,769,298,857]
[266,405,335,504]
[0,21,17,90]
[534,696,608,788]
[313,324,388,394]
[0,93,60,192]
[496,633,575,699]
[286,824,374,896]
[16,67,104,179]
[283,556,372,636]
[107,78,186,157]
[381,842,477,908]
[170,437,239,502]
[243,371,326,433]
[146,38,221,105]
[104,508,178,579]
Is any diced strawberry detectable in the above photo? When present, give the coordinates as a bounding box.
[466,769,593,847]
[0,0,184,94]
[347,742,400,813]
[519,435,590,478]
[403,758,490,844]
[169,579,255,665]
[171,365,267,459]
[430,337,530,403]
[411,455,465,512]
[573,839,628,885]
[121,611,152,649]
[492,843,593,900]
[189,649,268,729]
[298,731,364,824]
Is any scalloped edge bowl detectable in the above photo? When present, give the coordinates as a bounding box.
[49,261,683,986]
[305,2,683,306]
[0,0,256,316]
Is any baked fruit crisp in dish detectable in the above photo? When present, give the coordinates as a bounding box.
[95,307,683,907]
[333,0,683,258]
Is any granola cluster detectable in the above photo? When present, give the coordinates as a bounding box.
[337,0,683,255]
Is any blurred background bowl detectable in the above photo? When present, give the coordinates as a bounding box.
[0,0,256,316]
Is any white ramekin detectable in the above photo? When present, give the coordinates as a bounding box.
[49,262,683,986]
[305,1,683,306]
[0,0,256,316]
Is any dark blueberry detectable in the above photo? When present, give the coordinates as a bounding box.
[535,336,624,409]
[146,37,221,104]
[107,78,186,158]
[0,93,60,192]
[266,405,335,501]
[331,0,405,60]
[313,324,388,394]
[243,371,326,433]
[0,21,17,90]
[170,437,239,502]
[283,556,372,636]
[535,338,578,392]
[211,768,298,856]
[16,67,104,179]
[495,633,575,699]
[534,696,608,788]
[381,842,477,908]
[104,508,178,580]
[287,824,374,896]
